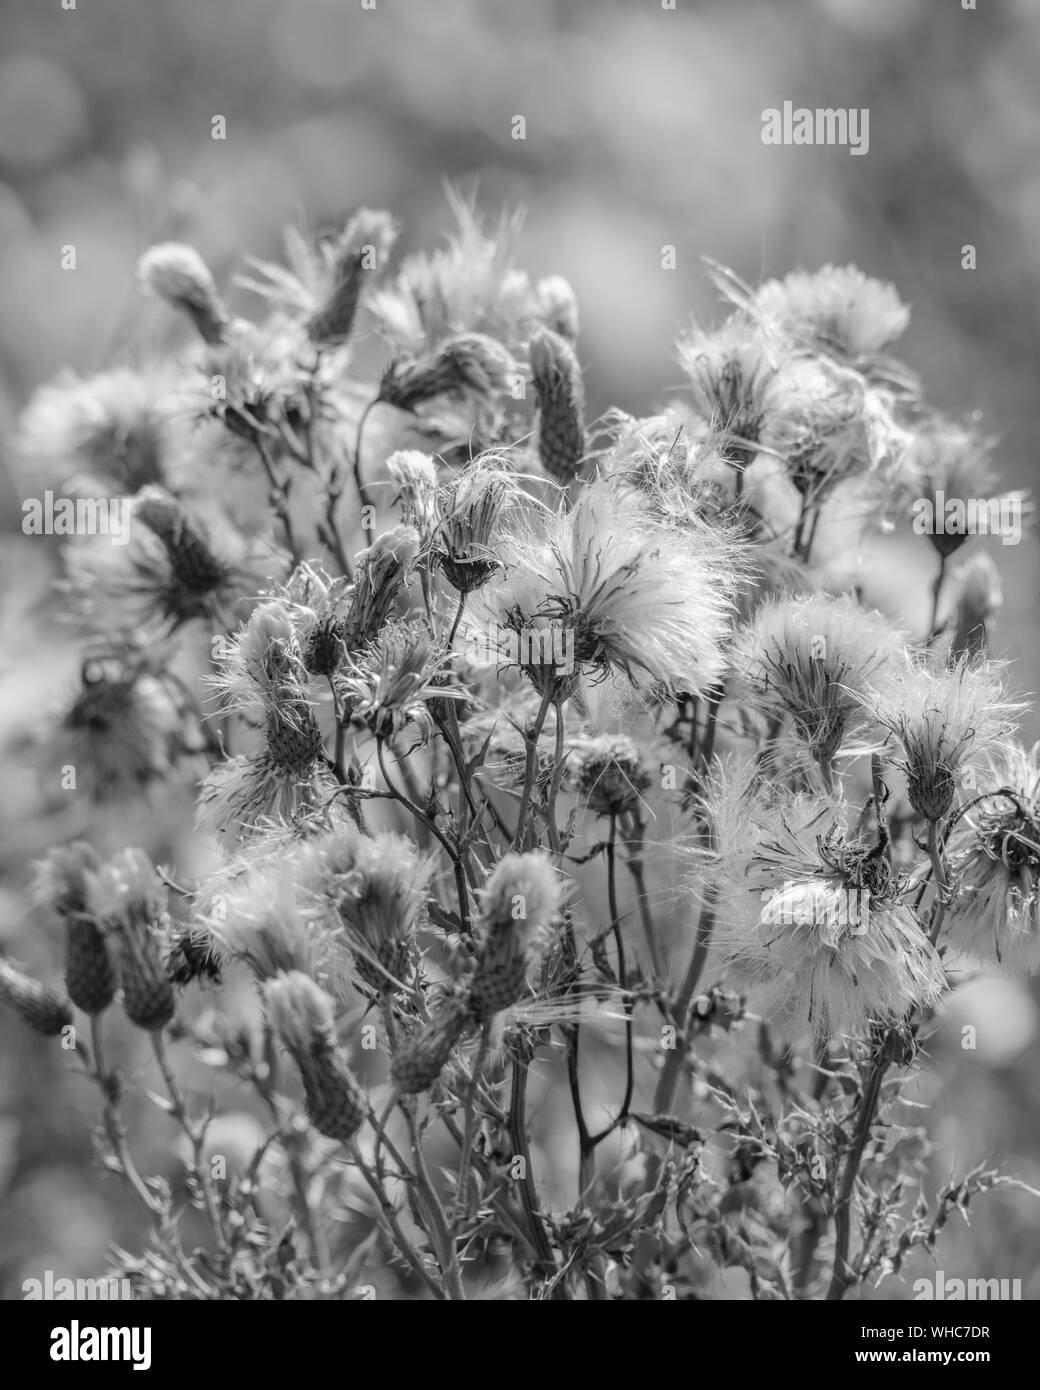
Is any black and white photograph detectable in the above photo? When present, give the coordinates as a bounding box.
[1,0,1039,1346]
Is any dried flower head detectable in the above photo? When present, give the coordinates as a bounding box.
[342,527,419,653]
[138,242,230,345]
[386,450,441,540]
[751,266,910,359]
[295,827,432,991]
[340,620,455,743]
[732,594,904,778]
[864,655,1020,823]
[19,367,170,493]
[278,563,351,677]
[715,797,945,1043]
[536,274,580,343]
[946,743,1040,974]
[477,482,737,699]
[433,460,520,594]
[55,656,181,802]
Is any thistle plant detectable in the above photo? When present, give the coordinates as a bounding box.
[9,196,1039,1302]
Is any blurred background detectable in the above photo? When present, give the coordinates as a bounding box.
[2,0,1040,1299]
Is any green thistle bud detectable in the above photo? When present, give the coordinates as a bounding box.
[529,328,585,484]
[265,699,324,773]
[0,959,73,1036]
[907,763,956,824]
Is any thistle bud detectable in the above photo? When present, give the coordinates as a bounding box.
[379,334,513,412]
[528,328,585,484]
[138,242,230,345]
[33,842,117,1016]
[134,487,228,594]
[536,275,580,343]
[264,699,324,773]
[470,853,563,1020]
[390,993,471,1094]
[264,972,365,1141]
[0,959,73,1036]
[950,552,1002,662]
[308,208,396,345]
[386,450,440,539]
[907,762,957,824]
[436,464,518,595]
[342,526,418,651]
[574,735,651,817]
[87,850,175,1032]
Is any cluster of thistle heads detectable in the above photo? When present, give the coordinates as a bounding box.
[8,193,1040,1135]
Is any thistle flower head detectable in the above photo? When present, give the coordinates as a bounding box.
[535,274,580,343]
[138,242,230,345]
[678,317,776,470]
[864,655,1020,823]
[571,733,651,817]
[196,754,335,849]
[32,841,102,919]
[732,593,904,773]
[907,419,999,559]
[470,852,563,1019]
[211,600,307,719]
[528,327,586,484]
[306,207,397,344]
[19,368,169,493]
[387,449,441,539]
[340,619,455,743]
[751,266,910,359]
[0,959,73,1037]
[56,658,180,802]
[946,743,1040,974]
[369,191,538,355]
[391,991,472,1094]
[295,827,432,990]
[33,842,115,1015]
[433,459,520,594]
[714,796,945,1043]
[66,489,281,634]
[204,862,341,986]
[263,971,365,1141]
[277,563,351,677]
[379,332,513,412]
[342,526,418,653]
[86,849,173,1032]
[478,481,737,700]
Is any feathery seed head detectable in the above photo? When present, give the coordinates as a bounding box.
[138,242,230,345]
